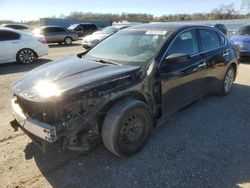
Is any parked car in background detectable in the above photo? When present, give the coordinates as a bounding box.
[1,23,31,33]
[214,24,227,35]
[0,27,48,64]
[82,25,130,48]
[231,24,250,57]
[36,26,78,45]
[10,23,239,158]
[68,23,98,37]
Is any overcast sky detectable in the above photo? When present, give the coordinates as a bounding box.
[0,0,242,21]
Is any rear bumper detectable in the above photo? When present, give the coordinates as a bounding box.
[11,99,57,142]
[34,44,49,57]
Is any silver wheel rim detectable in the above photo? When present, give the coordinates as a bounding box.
[224,69,234,93]
[65,38,72,44]
[19,49,35,64]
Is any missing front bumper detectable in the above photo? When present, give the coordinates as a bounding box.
[11,99,57,143]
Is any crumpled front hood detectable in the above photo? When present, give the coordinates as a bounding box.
[12,56,140,102]
[231,35,250,44]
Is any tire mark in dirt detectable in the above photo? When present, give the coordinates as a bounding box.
[0,132,24,143]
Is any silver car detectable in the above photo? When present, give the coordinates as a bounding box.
[38,26,78,45]
[82,25,129,48]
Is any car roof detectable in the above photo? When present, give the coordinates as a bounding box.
[79,23,96,25]
[1,23,29,27]
[242,24,250,27]
[112,25,130,29]
[126,23,211,32]
[70,23,96,26]
[0,26,27,35]
[0,26,21,32]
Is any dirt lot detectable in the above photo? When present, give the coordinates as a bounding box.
[1,41,250,188]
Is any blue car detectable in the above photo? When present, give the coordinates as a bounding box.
[231,24,250,57]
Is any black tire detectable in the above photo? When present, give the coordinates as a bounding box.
[102,99,153,158]
[215,65,235,96]
[64,37,72,45]
[16,48,37,64]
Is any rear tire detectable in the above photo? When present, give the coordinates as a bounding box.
[16,48,37,64]
[215,66,235,96]
[102,99,153,158]
[64,37,72,45]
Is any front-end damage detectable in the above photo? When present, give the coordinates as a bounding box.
[10,65,158,153]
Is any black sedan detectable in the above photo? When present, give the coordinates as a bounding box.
[11,23,239,158]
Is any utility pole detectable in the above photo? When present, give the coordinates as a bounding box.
[241,0,250,14]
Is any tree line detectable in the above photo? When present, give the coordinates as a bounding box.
[66,4,250,22]
[1,3,250,25]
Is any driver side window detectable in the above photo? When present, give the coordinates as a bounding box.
[167,30,198,56]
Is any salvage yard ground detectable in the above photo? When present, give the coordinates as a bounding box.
[0,40,250,188]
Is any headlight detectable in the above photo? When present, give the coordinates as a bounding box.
[33,80,62,98]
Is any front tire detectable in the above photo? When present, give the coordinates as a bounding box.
[102,99,153,158]
[17,49,37,64]
[216,66,235,95]
[64,37,72,45]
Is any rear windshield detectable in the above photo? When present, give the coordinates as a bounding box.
[100,26,119,34]
[68,24,78,30]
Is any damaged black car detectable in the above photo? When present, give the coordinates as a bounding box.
[10,23,239,158]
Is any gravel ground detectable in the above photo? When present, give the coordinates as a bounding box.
[0,42,250,188]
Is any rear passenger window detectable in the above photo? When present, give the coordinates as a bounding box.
[54,27,65,32]
[199,29,220,51]
[219,34,226,46]
[168,30,198,56]
[0,31,20,41]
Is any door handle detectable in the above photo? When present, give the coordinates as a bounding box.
[197,62,206,68]
[12,41,19,44]
[192,62,206,72]
[223,51,229,57]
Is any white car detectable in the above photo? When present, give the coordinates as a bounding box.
[0,27,48,64]
[1,23,32,33]
[82,25,130,48]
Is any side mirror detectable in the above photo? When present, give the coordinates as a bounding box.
[165,53,191,63]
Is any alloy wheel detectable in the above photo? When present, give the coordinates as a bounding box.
[18,49,35,64]
[224,68,235,93]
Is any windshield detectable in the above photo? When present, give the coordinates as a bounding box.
[85,30,170,65]
[68,24,78,30]
[238,26,250,35]
[99,26,119,34]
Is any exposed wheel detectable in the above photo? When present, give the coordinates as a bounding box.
[216,66,235,95]
[64,37,72,45]
[102,99,153,158]
[17,49,37,64]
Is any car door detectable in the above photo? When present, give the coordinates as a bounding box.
[198,28,228,90]
[158,29,207,116]
[74,25,83,37]
[42,28,54,43]
[0,30,21,64]
[54,27,66,42]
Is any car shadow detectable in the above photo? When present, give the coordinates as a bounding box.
[49,43,82,48]
[23,83,250,188]
[240,57,250,64]
[0,59,51,75]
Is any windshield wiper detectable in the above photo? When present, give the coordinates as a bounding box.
[95,59,118,65]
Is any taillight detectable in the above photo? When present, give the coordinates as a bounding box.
[39,39,47,44]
